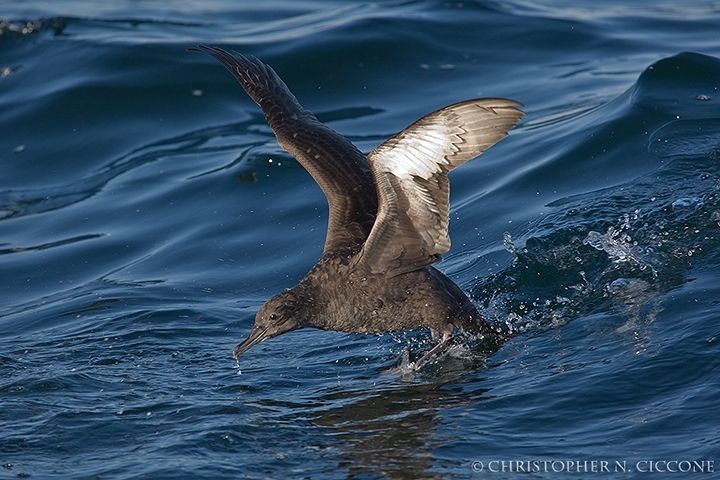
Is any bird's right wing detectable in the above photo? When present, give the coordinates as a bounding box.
[191,46,377,253]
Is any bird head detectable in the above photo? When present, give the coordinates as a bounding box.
[232,290,305,359]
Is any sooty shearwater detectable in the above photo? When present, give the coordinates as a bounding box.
[191,46,524,369]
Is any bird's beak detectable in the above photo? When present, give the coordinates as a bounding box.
[232,325,269,359]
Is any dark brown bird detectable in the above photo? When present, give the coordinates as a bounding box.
[191,46,523,369]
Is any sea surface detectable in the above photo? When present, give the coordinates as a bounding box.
[2,1,720,478]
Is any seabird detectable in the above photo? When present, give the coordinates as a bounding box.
[190,46,523,369]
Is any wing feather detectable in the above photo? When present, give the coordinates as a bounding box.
[191,46,377,253]
[356,98,524,276]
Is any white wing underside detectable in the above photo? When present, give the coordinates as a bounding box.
[192,46,524,277]
[356,98,524,276]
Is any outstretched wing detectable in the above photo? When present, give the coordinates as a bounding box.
[191,46,377,253]
[354,98,524,276]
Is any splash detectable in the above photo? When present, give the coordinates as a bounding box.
[583,212,661,273]
[474,161,720,333]
[471,52,720,334]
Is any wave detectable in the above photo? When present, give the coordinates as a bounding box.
[472,52,720,332]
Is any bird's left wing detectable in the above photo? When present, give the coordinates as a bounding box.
[354,98,524,276]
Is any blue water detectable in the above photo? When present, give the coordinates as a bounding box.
[2,1,720,478]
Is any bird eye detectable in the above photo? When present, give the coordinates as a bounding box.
[269,313,278,320]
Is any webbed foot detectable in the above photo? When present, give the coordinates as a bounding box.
[413,331,452,370]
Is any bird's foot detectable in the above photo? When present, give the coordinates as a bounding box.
[413,332,452,370]
[430,328,442,342]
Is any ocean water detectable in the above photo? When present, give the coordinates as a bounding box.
[2,1,720,478]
